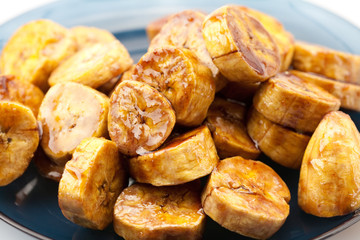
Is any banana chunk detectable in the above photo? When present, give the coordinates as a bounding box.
[253,72,341,133]
[108,80,176,156]
[146,14,172,40]
[0,101,39,186]
[132,47,215,126]
[33,148,64,182]
[59,137,127,230]
[38,82,109,165]
[0,75,44,117]
[202,5,280,83]
[129,125,219,186]
[206,98,260,159]
[113,182,205,240]
[202,156,290,239]
[292,41,360,84]
[247,108,310,169]
[0,19,76,91]
[49,40,133,89]
[71,26,116,50]
[298,111,360,217]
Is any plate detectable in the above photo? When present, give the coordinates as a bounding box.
[1,0,360,239]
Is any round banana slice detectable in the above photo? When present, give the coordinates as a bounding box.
[220,81,260,103]
[202,5,280,83]
[113,182,205,240]
[59,137,128,230]
[48,40,133,89]
[247,108,310,169]
[71,26,116,50]
[38,82,109,166]
[0,101,39,186]
[206,98,260,159]
[292,41,360,84]
[146,14,172,40]
[0,75,44,117]
[33,148,64,182]
[253,72,341,133]
[202,156,290,239]
[108,80,176,156]
[129,125,219,186]
[0,19,77,91]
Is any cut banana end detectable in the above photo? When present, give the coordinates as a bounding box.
[202,5,280,83]
[113,182,205,240]
[206,98,260,159]
[129,125,219,186]
[59,137,128,230]
[108,80,176,156]
[247,108,310,169]
[38,82,109,166]
[0,101,39,186]
[133,47,215,126]
[202,156,290,239]
[70,26,116,50]
[253,72,341,133]
[298,111,360,217]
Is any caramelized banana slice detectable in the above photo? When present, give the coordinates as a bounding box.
[133,47,215,126]
[108,80,176,156]
[202,156,290,239]
[33,148,64,182]
[38,82,109,165]
[247,108,310,169]
[71,26,116,50]
[129,125,218,186]
[146,14,172,40]
[0,75,44,117]
[0,19,76,91]
[59,137,127,230]
[298,111,360,217]
[113,182,205,240]
[253,72,341,133]
[206,98,260,159]
[0,101,39,186]
[49,40,133,89]
[292,41,360,84]
[202,5,280,83]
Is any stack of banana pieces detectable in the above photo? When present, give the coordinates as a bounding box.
[1,4,360,240]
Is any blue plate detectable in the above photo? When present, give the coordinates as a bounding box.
[1,0,360,239]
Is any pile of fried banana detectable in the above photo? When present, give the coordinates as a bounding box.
[1,4,360,240]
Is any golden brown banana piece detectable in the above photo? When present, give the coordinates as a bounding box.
[113,182,205,240]
[0,19,76,91]
[71,26,116,50]
[253,72,341,133]
[202,5,280,83]
[0,101,39,186]
[247,108,310,169]
[129,125,219,186]
[48,40,133,89]
[298,111,360,217]
[108,80,176,156]
[206,98,260,159]
[202,156,290,239]
[146,14,172,40]
[59,137,127,230]
[38,82,109,166]
[132,47,215,126]
[292,41,360,84]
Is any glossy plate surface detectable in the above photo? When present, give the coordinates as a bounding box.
[1,0,360,239]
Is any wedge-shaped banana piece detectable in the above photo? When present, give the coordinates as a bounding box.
[0,75,44,117]
[292,41,360,84]
[146,14,172,40]
[59,137,127,230]
[202,156,290,239]
[220,81,260,103]
[0,101,39,186]
[129,125,219,186]
[202,5,280,83]
[133,47,215,126]
[253,72,341,133]
[298,111,360,217]
[33,148,64,182]
[113,182,205,240]
[49,40,133,89]
[206,98,260,159]
[38,82,109,165]
[247,108,310,169]
[0,19,76,91]
[71,26,116,50]
[109,80,176,156]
